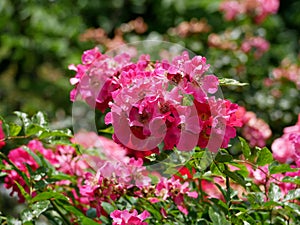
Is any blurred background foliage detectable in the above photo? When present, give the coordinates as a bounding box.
[0,0,299,142]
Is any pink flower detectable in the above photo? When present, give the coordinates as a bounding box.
[110,209,150,225]
[220,0,245,21]
[4,146,39,202]
[255,0,280,23]
[28,140,58,165]
[0,120,5,149]
[272,114,300,164]
[69,47,131,112]
[239,107,272,148]
[201,177,225,201]
[220,0,279,24]
[71,131,129,167]
[71,48,241,158]
[55,144,89,176]
[272,59,300,89]
[195,98,242,152]
[155,177,198,215]
[241,36,270,59]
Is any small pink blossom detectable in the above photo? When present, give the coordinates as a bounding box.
[110,209,150,225]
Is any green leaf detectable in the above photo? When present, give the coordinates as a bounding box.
[86,208,97,219]
[31,200,51,217]
[256,147,273,166]
[227,162,249,177]
[268,183,281,202]
[59,203,84,217]
[215,150,233,163]
[210,162,225,176]
[48,173,74,182]
[21,200,50,223]
[30,192,69,203]
[7,216,22,225]
[239,137,251,160]
[208,207,231,225]
[99,126,114,134]
[269,162,298,174]
[14,181,30,201]
[283,189,300,201]
[39,129,72,139]
[282,176,300,185]
[8,123,22,136]
[284,202,300,216]
[14,111,31,130]
[218,78,248,86]
[223,169,246,187]
[101,202,115,214]
[247,192,265,207]
[25,124,44,136]
[21,209,34,223]
[32,111,48,127]
[23,146,43,167]
[80,217,102,225]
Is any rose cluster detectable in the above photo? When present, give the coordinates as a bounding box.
[69,48,242,157]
